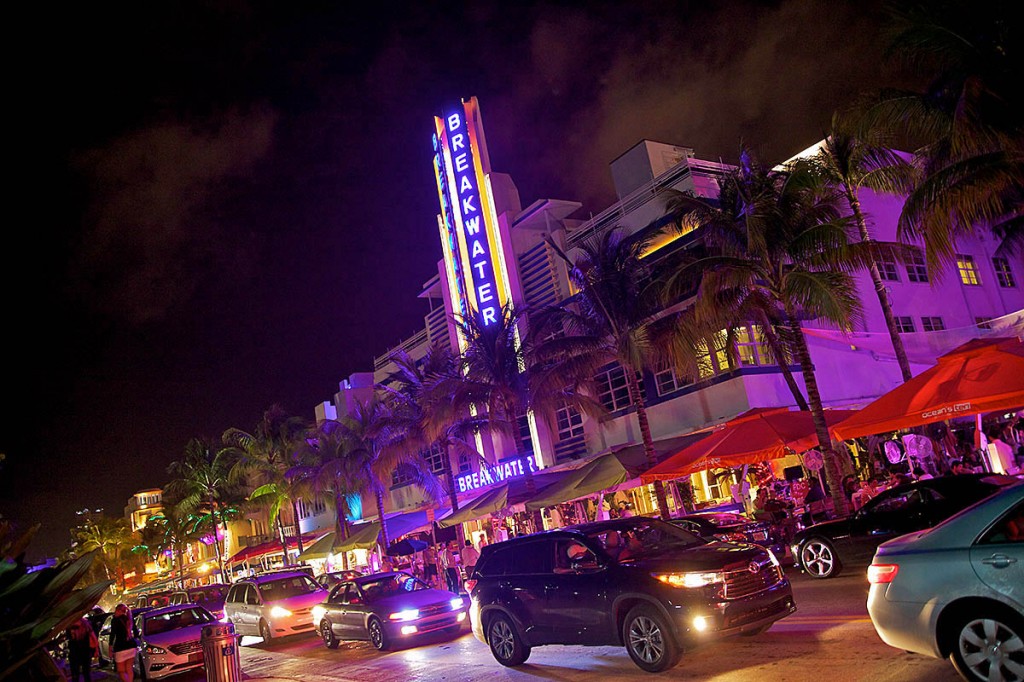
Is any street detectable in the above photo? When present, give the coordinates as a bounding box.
[229,570,962,682]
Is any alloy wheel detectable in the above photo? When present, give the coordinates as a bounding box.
[801,540,835,578]
[627,615,665,664]
[490,619,515,661]
[957,617,1024,682]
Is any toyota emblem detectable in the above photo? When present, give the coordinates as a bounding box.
[748,561,760,574]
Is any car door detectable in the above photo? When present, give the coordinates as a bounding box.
[244,584,263,633]
[540,538,612,645]
[224,585,244,632]
[970,500,1024,602]
[343,584,371,637]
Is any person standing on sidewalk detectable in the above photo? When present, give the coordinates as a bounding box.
[441,542,460,593]
[461,540,480,580]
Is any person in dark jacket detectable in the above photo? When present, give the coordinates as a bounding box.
[65,617,96,682]
[108,603,137,682]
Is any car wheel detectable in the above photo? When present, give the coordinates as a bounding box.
[623,605,682,673]
[368,617,390,651]
[948,611,1024,682]
[321,620,339,649]
[486,613,530,667]
[800,538,842,579]
[259,619,273,643]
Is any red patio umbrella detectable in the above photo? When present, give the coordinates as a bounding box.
[641,407,858,483]
[832,337,1024,441]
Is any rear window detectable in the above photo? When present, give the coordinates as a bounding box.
[257,576,320,601]
[357,574,429,601]
[143,607,214,636]
[189,586,227,603]
[476,540,552,576]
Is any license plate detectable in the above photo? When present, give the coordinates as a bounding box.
[188,653,203,664]
[753,531,768,540]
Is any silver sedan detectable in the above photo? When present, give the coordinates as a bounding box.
[867,480,1023,681]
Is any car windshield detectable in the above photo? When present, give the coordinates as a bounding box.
[585,518,704,561]
[144,607,214,636]
[701,513,748,526]
[358,574,429,602]
[259,576,320,601]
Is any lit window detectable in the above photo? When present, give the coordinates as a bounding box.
[905,253,929,283]
[956,254,981,285]
[993,257,1016,288]
[876,260,899,282]
[895,316,915,334]
[734,325,772,366]
[921,316,945,332]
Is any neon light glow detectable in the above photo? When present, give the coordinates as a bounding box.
[432,98,510,330]
[456,457,538,494]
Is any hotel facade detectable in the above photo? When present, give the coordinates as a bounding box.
[301,97,1024,545]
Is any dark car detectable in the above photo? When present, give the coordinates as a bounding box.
[468,516,796,673]
[792,474,1017,579]
[134,590,174,609]
[312,571,467,651]
[169,584,229,620]
[315,570,363,591]
[670,512,784,555]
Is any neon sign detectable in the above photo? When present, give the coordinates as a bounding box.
[456,457,538,494]
[432,98,510,330]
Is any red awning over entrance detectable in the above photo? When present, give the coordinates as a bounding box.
[833,337,1024,441]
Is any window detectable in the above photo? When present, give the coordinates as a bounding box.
[555,405,584,440]
[921,316,945,332]
[905,252,929,283]
[517,414,534,456]
[876,260,899,282]
[956,254,981,285]
[734,325,771,366]
[654,365,685,396]
[421,443,446,476]
[895,316,915,334]
[993,257,1017,288]
[975,316,993,330]
[595,364,635,412]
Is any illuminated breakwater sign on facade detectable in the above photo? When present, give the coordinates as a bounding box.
[432,97,513,339]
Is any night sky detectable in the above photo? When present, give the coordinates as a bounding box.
[3,0,908,559]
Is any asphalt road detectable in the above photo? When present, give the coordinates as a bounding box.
[228,570,964,682]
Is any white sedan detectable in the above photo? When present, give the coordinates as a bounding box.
[867,480,1023,681]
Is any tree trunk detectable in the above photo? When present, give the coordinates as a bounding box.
[785,308,850,517]
[757,316,809,410]
[847,190,913,382]
[291,500,304,556]
[442,441,460,514]
[176,547,186,589]
[335,493,350,571]
[276,515,289,566]
[209,499,226,580]
[376,488,390,555]
[626,369,671,520]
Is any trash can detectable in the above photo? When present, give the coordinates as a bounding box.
[201,622,241,682]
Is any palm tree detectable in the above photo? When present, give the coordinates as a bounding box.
[339,395,443,554]
[288,419,363,570]
[72,515,133,590]
[810,113,917,382]
[225,405,310,564]
[142,508,200,589]
[382,345,486,523]
[671,151,869,517]
[166,438,238,579]
[867,1,1023,266]
[534,229,687,520]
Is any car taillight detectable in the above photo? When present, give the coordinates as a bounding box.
[464,579,477,593]
[867,563,899,584]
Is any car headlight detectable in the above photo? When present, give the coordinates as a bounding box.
[388,609,420,622]
[652,571,725,588]
[450,597,464,610]
[143,644,167,655]
[767,549,781,567]
[269,606,293,618]
[311,605,326,624]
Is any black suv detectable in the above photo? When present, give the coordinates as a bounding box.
[467,516,796,672]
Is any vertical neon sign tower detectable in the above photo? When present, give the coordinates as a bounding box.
[432,97,515,349]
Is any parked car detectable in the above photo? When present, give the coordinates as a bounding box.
[670,512,784,555]
[867,480,1023,682]
[224,570,327,641]
[133,604,216,680]
[792,474,1016,579]
[98,608,148,665]
[315,570,363,591]
[468,516,796,673]
[169,584,229,620]
[312,571,467,651]
[134,591,174,609]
